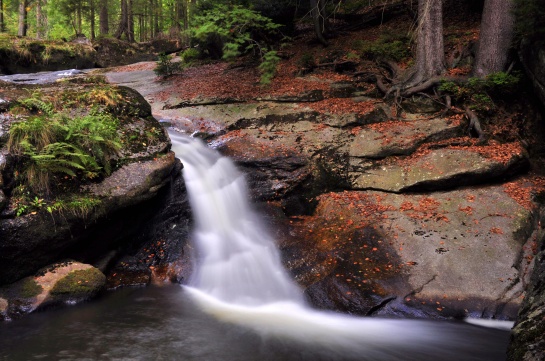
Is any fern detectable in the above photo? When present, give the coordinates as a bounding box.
[8,110,121,193]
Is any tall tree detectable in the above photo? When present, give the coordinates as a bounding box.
[473,0,515,77]
[115,0,134,41]
[99,0,109,36]
[0,0,5,32]
[88,0,96,39]
[406,0,445,88]
[310,0,328,46]
[18,0,28,37]
[36,0,48,39]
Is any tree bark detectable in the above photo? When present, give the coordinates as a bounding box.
[17,0,28,37]
[408,0,445,87]
[1,0,6,32]
[472,0,515,78]
[128,0,134,42]
[90,0,96,39]
[36,0,48,39]
[99,0,109,36]
[310,0,328,46]
[115,0,129,39]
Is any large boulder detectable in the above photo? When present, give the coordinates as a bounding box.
[350,145,529,192]
[0,76,184,287]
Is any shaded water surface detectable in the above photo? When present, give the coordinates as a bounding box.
[0,286,510,361]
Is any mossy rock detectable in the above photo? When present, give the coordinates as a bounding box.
[50,268,106,299]
[0,277,43,301]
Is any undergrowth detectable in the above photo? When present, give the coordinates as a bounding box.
[7,92,121,197]
[439,71,521,111]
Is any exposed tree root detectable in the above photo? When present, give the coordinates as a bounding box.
[464,105,485,140]
[370,61,487,139]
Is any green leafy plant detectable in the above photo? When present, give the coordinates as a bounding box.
[180,48,200,64]
[298,52,316,73]
[191,4,284,83]
[354,32,411,62]
[258,50,281,84]
[440,72,520,111]
[48,196,101,218]
[154,53,182,78]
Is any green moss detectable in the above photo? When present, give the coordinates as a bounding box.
[353,31,411,62]
[18,278,43,298]
[0,277,43,299]
[50,268,105,298]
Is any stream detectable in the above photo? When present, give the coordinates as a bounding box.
[0,72,513,360]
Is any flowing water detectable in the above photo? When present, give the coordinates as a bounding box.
[0,132,512,360]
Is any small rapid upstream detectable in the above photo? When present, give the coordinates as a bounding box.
[169,132,511,361]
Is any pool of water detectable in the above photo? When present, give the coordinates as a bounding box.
[0,285,510,361]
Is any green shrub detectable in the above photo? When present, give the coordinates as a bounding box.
[191,4,284,83]
[180,48,200,64]
[258,50,281,84]
[439,72,520,111]
[154,53,182,77]
[354,32,411,62]
[297,52,316,73]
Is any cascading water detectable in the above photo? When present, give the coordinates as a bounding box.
[169,131,303,306]
[169,131,511,361]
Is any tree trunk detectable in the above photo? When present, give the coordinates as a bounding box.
[17,0,28,37]
[0,0,4,33]
[472,0,515,78]
[405,0,445,87]
[99,0,109,36]
[310,0,328,46]
[76,3,82,35]
[90,0,96,39]
[152,0,159,37]
[115,0,129,39]
[36,0,48,39]
[128,0,134,41]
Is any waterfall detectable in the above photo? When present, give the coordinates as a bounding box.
[169,131,511,360]
[169,131,303,306]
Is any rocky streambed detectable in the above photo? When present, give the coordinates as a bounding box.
[0,59,544,358]
[104,61,545,325]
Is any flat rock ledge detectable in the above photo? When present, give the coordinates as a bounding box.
[349,117,464,159]
[350,146,529,192]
